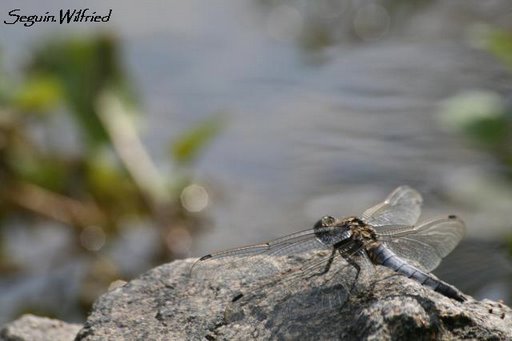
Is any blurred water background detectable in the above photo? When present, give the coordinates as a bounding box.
[0,0,512,324]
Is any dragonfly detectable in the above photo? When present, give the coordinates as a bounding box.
[192,186,466,320]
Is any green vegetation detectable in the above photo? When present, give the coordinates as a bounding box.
[439,28,512,177]
[0,33,221,318]
[438,27,512,254]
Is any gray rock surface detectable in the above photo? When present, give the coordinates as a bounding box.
[75,256,512,340]
[0,314,82,341]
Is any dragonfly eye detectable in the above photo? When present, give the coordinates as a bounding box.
[321,215,336,226]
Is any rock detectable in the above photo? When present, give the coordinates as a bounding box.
[0,314,82,341]
[75,254,512,340]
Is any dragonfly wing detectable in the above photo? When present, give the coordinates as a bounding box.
[225,242,364,328]
[376,216,465,272]
[194,227,333,261]
[190,227,334,281]
[362,186,423,227]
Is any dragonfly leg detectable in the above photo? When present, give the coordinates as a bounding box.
[340,253,361,293]
[307,247,336,279]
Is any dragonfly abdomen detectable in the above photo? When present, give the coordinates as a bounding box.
[370,243,466,302]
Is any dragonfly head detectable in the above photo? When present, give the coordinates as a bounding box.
[314,215,353,245]
[314,215,337,228]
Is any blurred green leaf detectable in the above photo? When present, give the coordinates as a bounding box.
[463,117,509,147]
[487,29,512,69]
[12,74,62,113]
[0,55,10,105]
[171,115,224,166]
[8,150,69,192]
[438,90,506,132]
[86,151,146,220]
[437,90,512,177]
[27,34,137,149]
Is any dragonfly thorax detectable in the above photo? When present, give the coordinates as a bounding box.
[345,217,378,243]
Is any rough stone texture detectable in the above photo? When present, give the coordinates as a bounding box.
[75,255,512,340]
[0,314,82,341]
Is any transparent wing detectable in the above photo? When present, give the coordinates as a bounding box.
[194,227,334,261]
[190,227,339,280]
[225,241,367,327]
[362,186,423,227]
[225,250,343,311]
[376,215,465,272]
